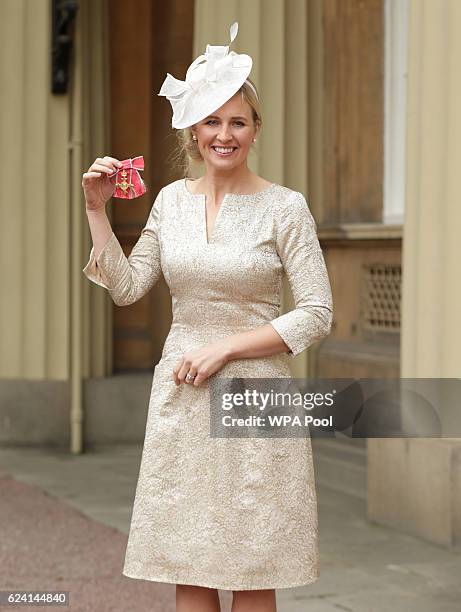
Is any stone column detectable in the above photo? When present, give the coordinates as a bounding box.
[368,0,461,548]
[0,0,110,452]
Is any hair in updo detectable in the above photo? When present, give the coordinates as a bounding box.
[166,77,262,178]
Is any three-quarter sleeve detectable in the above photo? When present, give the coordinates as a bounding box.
[270,191,333,357]
[82,188,163,306]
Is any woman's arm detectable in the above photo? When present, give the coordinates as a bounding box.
[224,191,333,360]
[86,208,113,260]
[82,188,164,306]
[220,323,292,360]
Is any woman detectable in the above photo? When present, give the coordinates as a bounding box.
[82,22,333,612]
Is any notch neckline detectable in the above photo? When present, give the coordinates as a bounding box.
[182,177,276,199]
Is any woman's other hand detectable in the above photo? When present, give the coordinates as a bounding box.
[173,341,233,387]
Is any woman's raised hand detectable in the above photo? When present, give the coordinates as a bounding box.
[82,156,123,211]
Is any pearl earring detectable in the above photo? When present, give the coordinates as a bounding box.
[193,135,197,141]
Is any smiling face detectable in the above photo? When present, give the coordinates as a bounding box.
[190,91,260,170]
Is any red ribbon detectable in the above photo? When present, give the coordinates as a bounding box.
[108,155,147,199]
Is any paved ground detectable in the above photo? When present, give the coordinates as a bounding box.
[0,444,460,611]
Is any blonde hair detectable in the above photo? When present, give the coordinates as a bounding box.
[166,77,262,178]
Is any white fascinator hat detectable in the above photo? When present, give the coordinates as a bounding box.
[157,22,256,130]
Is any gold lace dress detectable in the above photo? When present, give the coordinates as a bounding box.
[82,177,333,590]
